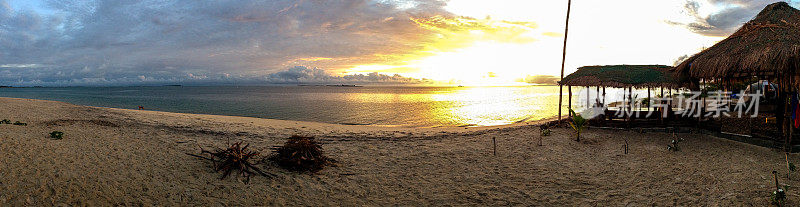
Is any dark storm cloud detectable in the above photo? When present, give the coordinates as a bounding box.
[0,0,449,86]
[670,0,798,36]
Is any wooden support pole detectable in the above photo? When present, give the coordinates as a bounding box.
[602,87,606,106]
[568,86,573,114]
[647,87,653,111]
[586,86,590,108]
[773,171,781,194]
[787,152,792,180]
[778,76,787,152]
[661,87,665,124]
[596,86,600,107]
[493,137,497,156]
[629,87,633,113]
[628,87,633,128]
[623,88,627,119]
[787,74,795,152]
[700,79,705,124]
[556,0,572,121]
[603,87,608,121]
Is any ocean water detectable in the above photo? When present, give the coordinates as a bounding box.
[0,85,576,127]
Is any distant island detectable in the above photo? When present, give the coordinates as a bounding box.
[297,84,362,87]
[0,86,44,88]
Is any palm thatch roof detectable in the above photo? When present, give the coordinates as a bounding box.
[675,2,800,79]
[560,65,687,88]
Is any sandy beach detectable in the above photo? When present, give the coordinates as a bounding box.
[0,97,797,206]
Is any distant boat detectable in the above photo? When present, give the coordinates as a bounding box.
[325,84,362,87]
[164,84,182,87]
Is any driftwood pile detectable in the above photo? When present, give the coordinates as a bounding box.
[189,135,334,182]
[270,135,334,173]
[188,141,273,183]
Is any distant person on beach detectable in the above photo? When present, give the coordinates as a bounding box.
[138,106,144,110]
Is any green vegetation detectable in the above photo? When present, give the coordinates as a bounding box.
[568,109,587,142]
[49,131,64,140]
[772,185,789,206]
[540,128,551,137]
[0,119,10,124]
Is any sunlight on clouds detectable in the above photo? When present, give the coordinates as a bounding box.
[1,0,759,86]
[337,0,730,86]
[411,42,545,85]
[343,15,543,85]
[295,57,334,62]
[410,15,538,48]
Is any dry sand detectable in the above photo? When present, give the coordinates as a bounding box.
[0,97,798,206]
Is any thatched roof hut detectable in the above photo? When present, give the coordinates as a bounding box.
[560,65,686,88]
[675,2,800,80]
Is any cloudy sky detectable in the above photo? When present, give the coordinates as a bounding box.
[1,0,798,86]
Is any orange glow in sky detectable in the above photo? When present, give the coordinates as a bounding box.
[292,0,729,86]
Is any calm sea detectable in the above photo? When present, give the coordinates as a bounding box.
[0,85,576,127]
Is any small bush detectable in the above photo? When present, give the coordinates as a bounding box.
[569,109,587,142]
[49,131,64,140]
[12,121,26,126]
[540,129,551,136]
[270,135,334,173]
[0,119,10,124]
[539,125,551,137]
[772,185,788,206]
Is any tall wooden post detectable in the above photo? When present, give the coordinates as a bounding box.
[628,87,633,128]
[557,0,573,121]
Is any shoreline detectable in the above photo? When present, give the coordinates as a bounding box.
[0,96,560,132]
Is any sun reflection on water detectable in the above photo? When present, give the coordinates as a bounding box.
[339,86,569,127]
[431,86,563,126]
